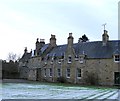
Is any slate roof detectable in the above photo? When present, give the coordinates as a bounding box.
[48,44,67,57]
[19,53,31,62]
[48,40,120,59]
[40,44,49,53]
[20,40,120,61]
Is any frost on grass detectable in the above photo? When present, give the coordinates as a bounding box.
[2,83,119,100]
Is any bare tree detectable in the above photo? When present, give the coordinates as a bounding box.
[7,52,21,62]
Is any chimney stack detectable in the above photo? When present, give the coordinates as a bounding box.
[68,33,74,47]
[35,38,45,56]
[24,47,27,54]
[102,30,109,46]
[50,34,56,47]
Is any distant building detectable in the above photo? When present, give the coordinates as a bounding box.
[19,30,120,86]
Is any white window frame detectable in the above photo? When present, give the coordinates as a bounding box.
[75,55,79,61]
[66,68,70,78]
[77,68,81,79]
[44,61,47,65]
[44,68,47,77]
[61,53,64,60]
[68,55,72,63]
[57,68,61,77]
[79,56,84,63]
[49,68,52,77]
[114,55,120,63]
[58,59,62,64]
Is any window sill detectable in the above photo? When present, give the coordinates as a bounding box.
[68,62,72,64]
[58,62,61,64]
[77,77,81,79]
[75,58,79,61]
[66,77,70,79]
[80,61,83,64]
[114,61,120,63]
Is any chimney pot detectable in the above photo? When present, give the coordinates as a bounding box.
[40,39,45,42]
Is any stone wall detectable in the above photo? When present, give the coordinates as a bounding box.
[19,53,120,86]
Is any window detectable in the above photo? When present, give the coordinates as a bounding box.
[58,59,62,64]
[57,68,61,77]
[51,54,56,64]
[77,68,81,79]
[68,55,72,63]
[52,53,57,60]
[75,55,79,61]
[66,68,70,78]
[49,68,52,77]
[61,53,64,60]
[46,54,50,60]
[44,61,47,65]
[51,60,53,64]
[41,57,44,61]
[114,55,120,62]
[80,56,84,63]
[44,68,46,77]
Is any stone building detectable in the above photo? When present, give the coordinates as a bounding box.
[19,30,120,86]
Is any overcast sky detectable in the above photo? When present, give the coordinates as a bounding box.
[0,0,119,60]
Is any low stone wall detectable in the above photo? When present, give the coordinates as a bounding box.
[2,79,35,83]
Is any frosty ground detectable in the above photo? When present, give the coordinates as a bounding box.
[1,82,120,100]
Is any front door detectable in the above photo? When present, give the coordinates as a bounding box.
[114,72,120,85]
[36,68,41,81]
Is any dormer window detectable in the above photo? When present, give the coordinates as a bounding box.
[51,54,56,64]
[41,57,44,61]
[44,61,47,65]
[58,59,62,64]
[68,55,72,63]
[79,56,84,63]
[61,53,64,60]
[51,58,53,64]
[46,54,50,60]
[51,53,56,61]
[114,55,120,62]
[51,61,53,64]
[75,55,79,61]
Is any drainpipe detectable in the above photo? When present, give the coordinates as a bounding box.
[74,66,77,84]
[52,64,54,82]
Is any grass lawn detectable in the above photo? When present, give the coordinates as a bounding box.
[2,81,119,100]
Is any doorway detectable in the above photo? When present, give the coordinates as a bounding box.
[36,68,41,81]
[114,72,120,85]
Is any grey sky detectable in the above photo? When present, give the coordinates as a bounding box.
[0,0,119,60]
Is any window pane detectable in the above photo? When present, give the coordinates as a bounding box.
[77,68,81,78]
[114,55,120,62]
[68,55,72,63]
[57,69,61,77]
[44,68,46,77]
[67,68,70,78]
[49,68,52,77]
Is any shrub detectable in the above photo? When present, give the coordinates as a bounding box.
[57,77,66,83]
[85,72,99,85]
